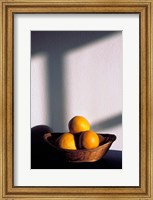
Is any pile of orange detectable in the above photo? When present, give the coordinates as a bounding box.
[57,116,102,150]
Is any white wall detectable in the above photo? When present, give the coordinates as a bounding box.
[31,31,122,150]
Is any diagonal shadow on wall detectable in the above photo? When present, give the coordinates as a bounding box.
[91,113,122,131]
[31,31,121,131]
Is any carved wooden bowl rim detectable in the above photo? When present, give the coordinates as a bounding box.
[43,132,116,153]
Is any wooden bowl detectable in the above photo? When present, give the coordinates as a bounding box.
[43,132,116,163]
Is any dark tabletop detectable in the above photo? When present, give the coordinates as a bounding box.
[31,125,122,169]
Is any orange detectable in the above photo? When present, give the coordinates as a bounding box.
[58,133,77,150]
[79,130,99,149]
[68,116,90,134]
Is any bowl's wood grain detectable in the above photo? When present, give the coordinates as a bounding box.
[43,132,116,163]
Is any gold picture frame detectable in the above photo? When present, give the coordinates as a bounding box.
[0,0,153,199]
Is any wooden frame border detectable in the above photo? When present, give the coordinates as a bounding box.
[0,0,152,199]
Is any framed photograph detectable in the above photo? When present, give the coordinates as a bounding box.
[0,0,153,199]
